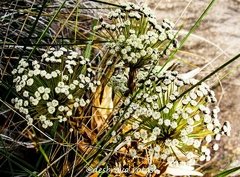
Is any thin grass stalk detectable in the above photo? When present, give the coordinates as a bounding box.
[88,0,123,8]
[1,0,49,80]
[27,0,67,60]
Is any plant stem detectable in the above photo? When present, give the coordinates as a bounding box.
[128,67,137,94]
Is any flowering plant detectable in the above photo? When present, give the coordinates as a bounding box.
[1,1,238,177]
[12,47,100,129]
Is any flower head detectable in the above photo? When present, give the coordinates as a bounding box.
[12,48,100,129]
[95,2,178,68]
[109,69,230,175]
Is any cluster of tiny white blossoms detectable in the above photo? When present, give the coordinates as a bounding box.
[94,2,178,67]
[11,47,100,129]
[110,69,231,173]
[108,62,129,93]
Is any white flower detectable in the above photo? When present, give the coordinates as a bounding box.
[33,69,40,76]
[73,80,79,85]
[166,103,173,109]
[132,122,139,129]
[34,91,40,98]
[42,124,48,129]
[48,106,55,114]
[134,132,140,139]
[45,73,52,79]
[186,107,193,114]
[186,152,194,159]
[47,120,53,127]
[42,53,48,58]
[154,145,161,152]
[55,87,61,94]
[152,127,161,135]
[69,84,76,90]
[39,115,47,121]
[23,91,29,97]
[223,121,231,136]
[163,108,169,114]
[79,99,86,107]
[67,94,73,100]
[206,155,211,161]
[213,144,219,151]
[215,133,221,141]
[207,123,214,131]
[60,47,67,52]
[68,68,73,74]
[44,88,51,94]
[18,68,24,74]
[85,77,91,83]
[32,99,39,106]
[38,86,45,94]
[205,135,212,143]
[91,86,97,93]
[66,110,72,116]
[73,102,79,108]
[129,149,137,157]
[21,75,28,81]
[160,153,168,160]
[194,114,200,121]
[186,126,193,134]
[53,50,63,58]
[79,83,84,88]
[164,119,171,126]
[152,112,161,119]
[16,85,22,92]
[187,118,194,125]
[121,49,127,55]
[204,115,211,123]
[193,140,201,148]
[40,70,47,77]
[27,117,33,126]
[17,99,23,106]
[51,71,58,78]
[199,155,205,161]
[158,118,163,125]
[58,105,65,112]
[23,100,29,106]
[64,106,69,111]
[42,93,49,100]
[58,82,64,87]
[26,78,34,86]
[12,69,17,75]
[182,112,189,119]
[52,99,59,107]
[167,156,175,164]
[70,51,78,58]
[125,136,132,143]
[171,121,178,129]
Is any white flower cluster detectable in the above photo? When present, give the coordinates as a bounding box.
[94,2,178,67]
[109,66,129,93]
[110,70,231,171]
[12,47,100,129]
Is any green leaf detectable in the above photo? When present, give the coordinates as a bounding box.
[215,166,240,177]
[84,19,98,59]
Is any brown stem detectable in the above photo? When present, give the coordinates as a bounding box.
[128,67,137,94]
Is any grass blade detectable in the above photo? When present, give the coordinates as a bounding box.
[215,166,240,177]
